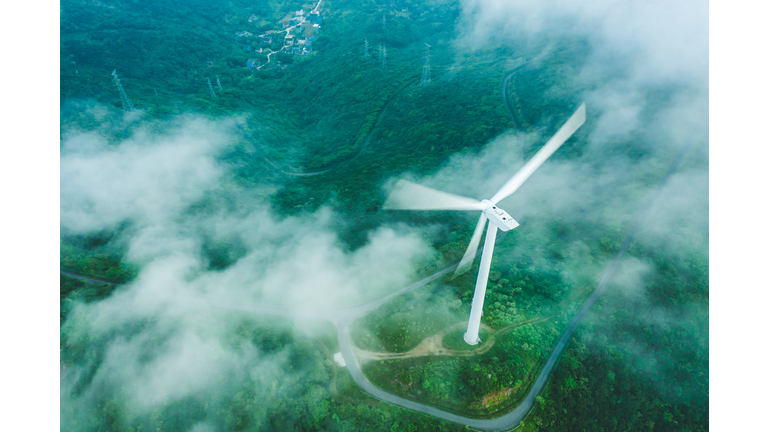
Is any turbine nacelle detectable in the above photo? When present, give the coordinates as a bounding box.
[480,199,519,232]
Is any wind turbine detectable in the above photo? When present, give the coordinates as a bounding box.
[383,103,586,345]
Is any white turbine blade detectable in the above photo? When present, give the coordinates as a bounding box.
[383,179,485,211]
[491,103,586,203]
[453,214,488,278]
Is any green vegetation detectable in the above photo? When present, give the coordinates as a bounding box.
[60,274,119,323]
[351,283,464,352]
[60,236,138,284]
[61,0,476,173]
[514,242,708,431]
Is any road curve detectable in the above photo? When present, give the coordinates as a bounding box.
[60,269,121,286]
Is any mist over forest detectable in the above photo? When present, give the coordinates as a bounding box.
[59,0,708,431]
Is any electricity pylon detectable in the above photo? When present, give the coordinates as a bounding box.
[207,78,217,99]
[382,44,388,69]
[364,38,370,57]
[216,75,223,92]
[420,43,431,87]
[111,70,135,112]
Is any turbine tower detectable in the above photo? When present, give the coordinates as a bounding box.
[207,77,217,99]
[216,75,223,92]
[364,37,370,57]
[111,70,135,112]
[384,103,587,345]
[420,43,431,87]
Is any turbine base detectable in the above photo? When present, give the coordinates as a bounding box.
[464,332,481,346]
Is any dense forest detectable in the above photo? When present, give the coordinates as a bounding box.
[60,0,708,431]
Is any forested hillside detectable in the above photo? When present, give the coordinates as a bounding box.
[60,0,708,431]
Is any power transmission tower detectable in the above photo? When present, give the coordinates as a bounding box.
[382,14,386,31]
[382,44,388,69]
[364,37,370,57]
[111,70,135,112]
[207,77,217,99]
[420,43,431,87]
[378,42,383,64]
[216,75,223,92]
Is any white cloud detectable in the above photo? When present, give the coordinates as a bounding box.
[60,118,228,233]
[60,112,438,421]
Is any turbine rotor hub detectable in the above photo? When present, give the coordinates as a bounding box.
[480,200,519,231]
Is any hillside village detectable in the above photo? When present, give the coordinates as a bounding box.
[229,0,416,72]
[235,2,327,71]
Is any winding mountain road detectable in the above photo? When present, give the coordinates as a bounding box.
[265,77,417,177]
[61,68,693,430]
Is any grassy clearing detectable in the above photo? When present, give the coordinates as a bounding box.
[441,328,491,351]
